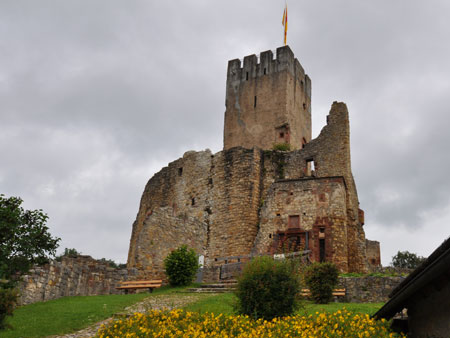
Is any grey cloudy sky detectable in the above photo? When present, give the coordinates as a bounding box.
[1,1,449,265]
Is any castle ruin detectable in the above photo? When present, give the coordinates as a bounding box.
[127,46,380,281]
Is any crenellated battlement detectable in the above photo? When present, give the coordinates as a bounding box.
[226,46,311,96]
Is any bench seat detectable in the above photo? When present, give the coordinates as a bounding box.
[301,288,346,297]
[117,280,162,294]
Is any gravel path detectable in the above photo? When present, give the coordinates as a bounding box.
[49,293,218,338]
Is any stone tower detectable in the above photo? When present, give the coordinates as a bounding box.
[224,45,312,150]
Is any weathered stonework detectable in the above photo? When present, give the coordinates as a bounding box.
[338,276,405,303]
[366,239,381,267]
[224,46,311,150]
[18,256,136,305]
[127,46,380,281]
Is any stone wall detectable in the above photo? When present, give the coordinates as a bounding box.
[338,276,405,303]
[253,177,349,271]
[18,256,135,305]
[127,102,373,280]
[224,46,312,151]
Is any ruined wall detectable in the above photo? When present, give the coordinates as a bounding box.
[127,150,213,278]
[254,178,349,271]
[224,46,311,151]
[128,102,369,279]
[366,239,381,267]
[127,147,263,280]
[18,256,134,305]
[338,276,405,303]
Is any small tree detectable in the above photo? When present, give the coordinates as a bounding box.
[234,256,301,320]
[304,262,339,304]
[391,251,426,269]
[164,245,199,286]
[0,194,60,329]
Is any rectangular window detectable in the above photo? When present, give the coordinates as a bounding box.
[319,239,326,262]
[246,72,249,80]
[254,96,257,108]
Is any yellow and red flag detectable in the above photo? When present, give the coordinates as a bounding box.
[282,3,288,45]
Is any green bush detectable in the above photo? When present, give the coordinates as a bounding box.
[0,286,18,329]
[234,256,301,320]
[164,245,199,286]
[304,262,339,304]
[272,143,291,151]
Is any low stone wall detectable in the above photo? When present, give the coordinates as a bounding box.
[338,276,405,303]
[18,256,137,305]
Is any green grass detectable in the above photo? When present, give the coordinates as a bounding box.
[2,293,151,338]
[183,293,236,315]
[183,293,384,317]
[1,284,200,338]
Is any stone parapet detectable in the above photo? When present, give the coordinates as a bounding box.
[18,256,136,305]
[338,276,405,303]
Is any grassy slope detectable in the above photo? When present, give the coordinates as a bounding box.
[183,293,384,317]
[2,285,187,338]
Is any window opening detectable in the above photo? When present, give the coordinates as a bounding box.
[264,68,267,75]
[319,239,326,262]
[254,96,257,108]
[178,168,183,176]
[246,72,249,80]
[279,132,284,138]
[191,198,195,206]
[305,158,316,176]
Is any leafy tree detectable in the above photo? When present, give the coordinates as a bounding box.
[0,195,60,285]
[391,250,426,269]
[164,245,199,286]
[304,262,339,304]
[234,256,301,320]
[0,194,60,329]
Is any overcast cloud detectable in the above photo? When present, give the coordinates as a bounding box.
[1,1,449,265]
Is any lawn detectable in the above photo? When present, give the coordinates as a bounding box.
[183,293,384,316]
[2,292,158,338]
[1,284,202,338]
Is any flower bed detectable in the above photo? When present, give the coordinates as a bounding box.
[96,309,405,338]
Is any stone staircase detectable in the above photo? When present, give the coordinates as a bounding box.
[187,280,237,293]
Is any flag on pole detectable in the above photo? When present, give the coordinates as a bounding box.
[282,3,288,46]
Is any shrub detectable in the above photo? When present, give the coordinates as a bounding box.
[55,248,80,262]
[234,256,301,320]
[164,245,199,286]
[0,286,18,329]
[304,262,339,304]
[272,143,291,151]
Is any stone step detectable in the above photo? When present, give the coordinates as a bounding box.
[187,288,235,293]
[199,283,237,288]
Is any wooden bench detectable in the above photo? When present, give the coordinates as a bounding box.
[116,280,162,294]
[301,288,346,297]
